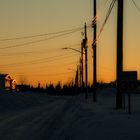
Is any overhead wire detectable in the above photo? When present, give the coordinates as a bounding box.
[8,59,79,75]
[0,28,83,50]
[93,0,116,47]
[0,23,90,81]
[132,0,140,14]
[91,0,110,27]
[0,43,80,57]
[0,52,79,68]
[16,71,73,77]
[89,0,110,56]
[0,27,83,41]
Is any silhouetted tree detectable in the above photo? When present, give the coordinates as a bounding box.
[55,81,62,95]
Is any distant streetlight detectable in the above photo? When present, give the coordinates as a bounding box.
[62,47,85,55]
[62,29,88,99]
[62,47,84,90]
[68,68,75,72]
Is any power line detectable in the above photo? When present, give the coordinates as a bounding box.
[132,0,140,14]
[32,60,79,70]
[8,60,79,77]
[0,27,83,41]
[0,49,59,57]
[99,0,116,36]
[0,29,82,50]
[16,71,73,77]
[93,0,116,46]
[95,0,110,21]
[0,25,91,42]
[0,43,80,57]
[0,52,78,68]
[0,53,76,67]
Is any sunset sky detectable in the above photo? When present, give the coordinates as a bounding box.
[0,0,140,87]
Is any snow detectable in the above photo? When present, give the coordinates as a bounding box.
[0,88,140,140]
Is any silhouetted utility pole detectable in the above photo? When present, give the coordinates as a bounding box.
[81,41,84,91]
[116,0,123,109]
[75,65,79,88]
[92,0,97,102]
[82,23,88,99]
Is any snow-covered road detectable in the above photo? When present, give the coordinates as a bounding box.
[0,95,78,140]
[0,89,140,140]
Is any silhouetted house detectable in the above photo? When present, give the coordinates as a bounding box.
[5,75,16,93]
[0,74,8,94]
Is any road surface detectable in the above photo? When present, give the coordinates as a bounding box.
[0,95,82,140]
[1,89,140,140]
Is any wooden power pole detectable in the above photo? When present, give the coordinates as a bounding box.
[116,0,124,109]
[84,23,88,99]
[93,0,97,102]
[81,40,84,92]
[81,23,88,99]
